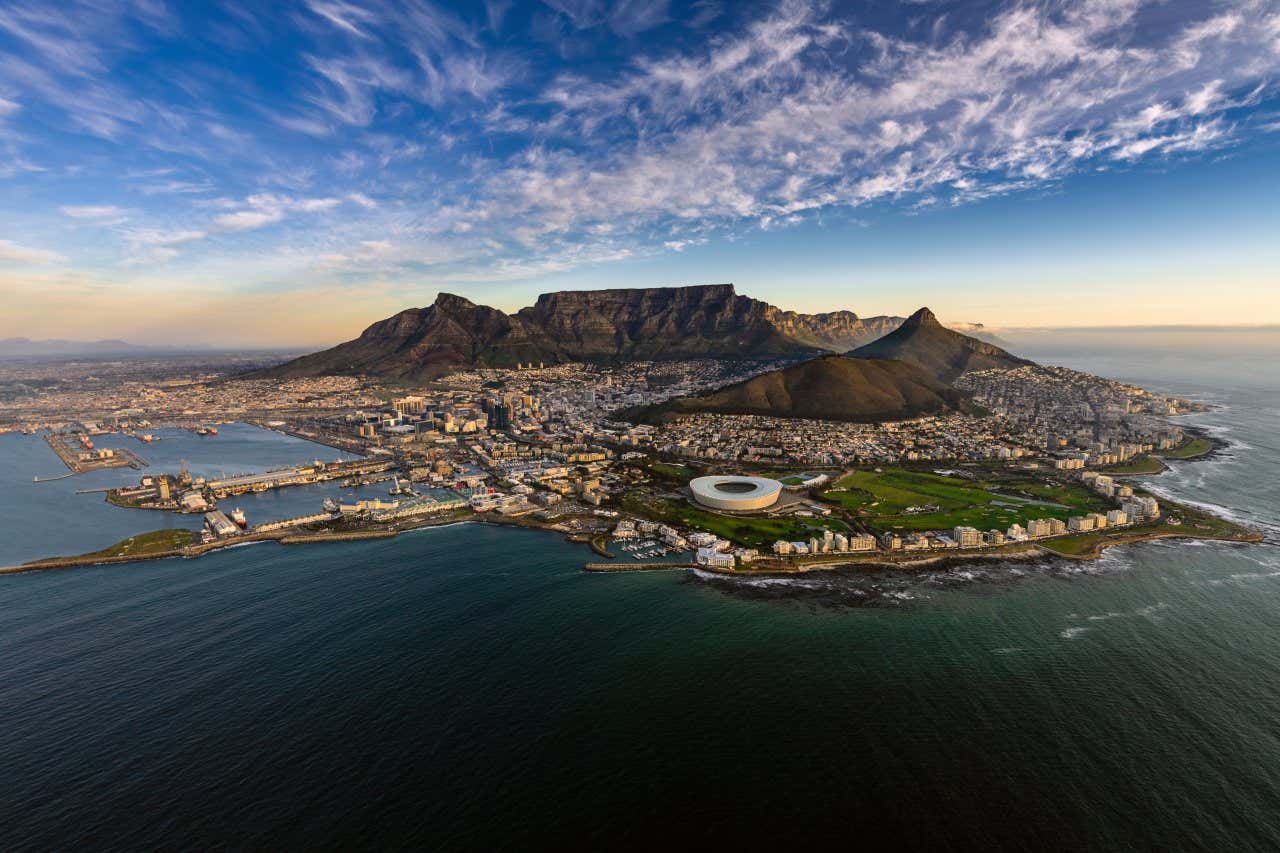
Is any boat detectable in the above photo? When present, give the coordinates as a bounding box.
[230,508,247,528]
[323,497,340,513]
[207,427,218,435]
[140,434,154,443]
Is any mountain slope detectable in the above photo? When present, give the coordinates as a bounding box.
[259,294,559,380]
[847,307,1033,382]
[256,285,905,380]
[629,355,971,424]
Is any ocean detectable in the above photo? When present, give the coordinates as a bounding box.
[1,347,1278,850]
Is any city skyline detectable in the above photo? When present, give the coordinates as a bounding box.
[2,0,1279,346]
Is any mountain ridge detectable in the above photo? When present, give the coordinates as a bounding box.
[257,285,905,380]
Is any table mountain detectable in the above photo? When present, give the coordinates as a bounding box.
[256,285,903,380]
[628,355,972,424]
[847,307,1033,382]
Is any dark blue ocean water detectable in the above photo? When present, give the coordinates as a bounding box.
[1,351,1278,850]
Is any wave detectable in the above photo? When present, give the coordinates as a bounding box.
[1139,485,1278,535]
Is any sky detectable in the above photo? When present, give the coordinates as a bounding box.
[1,0,1279,347]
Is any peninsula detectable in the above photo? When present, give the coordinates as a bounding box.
[0,284,1258,578]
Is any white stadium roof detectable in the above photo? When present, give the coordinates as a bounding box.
[689,475,782,512]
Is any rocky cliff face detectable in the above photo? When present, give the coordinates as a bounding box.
[516,284,817,361]
[257,285,906,380]
[766,308,901,352]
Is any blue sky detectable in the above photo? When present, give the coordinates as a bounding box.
[1,0,1279,345]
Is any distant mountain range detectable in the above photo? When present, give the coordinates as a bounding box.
[630,355,973,424]
[256,284,904,380]
[0,337,151,357]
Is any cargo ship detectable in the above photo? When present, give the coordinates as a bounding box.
[230,508,247,528]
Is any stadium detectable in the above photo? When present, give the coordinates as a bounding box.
[689,475,783,512]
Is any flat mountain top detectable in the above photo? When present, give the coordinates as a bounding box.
[254,285,904,380]
[629,354,972,424]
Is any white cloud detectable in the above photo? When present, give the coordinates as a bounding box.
[60,204,127,220]
[441,0,1280,274]
[212,195,342,232]
[0,239,61,264]
[128,228,208,246]
[293,197,341,212]
[4,0,1279,286]
[215,209,285,231]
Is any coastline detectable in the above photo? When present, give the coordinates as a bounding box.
[1,508,1262,578]
[584,523,1262,576]
[2,423,1261,579]
[1158,428,1230,462]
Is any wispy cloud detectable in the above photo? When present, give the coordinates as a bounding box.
[60,204,128,222]
[0,238,62,264]
[213,194,344,232]
[454,0,1280,264]
[1,0,1278,293]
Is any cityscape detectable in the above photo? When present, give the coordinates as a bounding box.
[0,329,1253,575]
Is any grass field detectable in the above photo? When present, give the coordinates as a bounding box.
[617,495,850,548]
[1099,456,1167,475]
[820,468,1111,534]
[1039,531,1115,557]
[75,528,196,559]
[648,462,697,481]
[1159,437,1214,460]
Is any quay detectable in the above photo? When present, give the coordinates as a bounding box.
[43,432,147,473]
[254,422,368,455]
[206,458,395,499]
[584,562,696,572]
